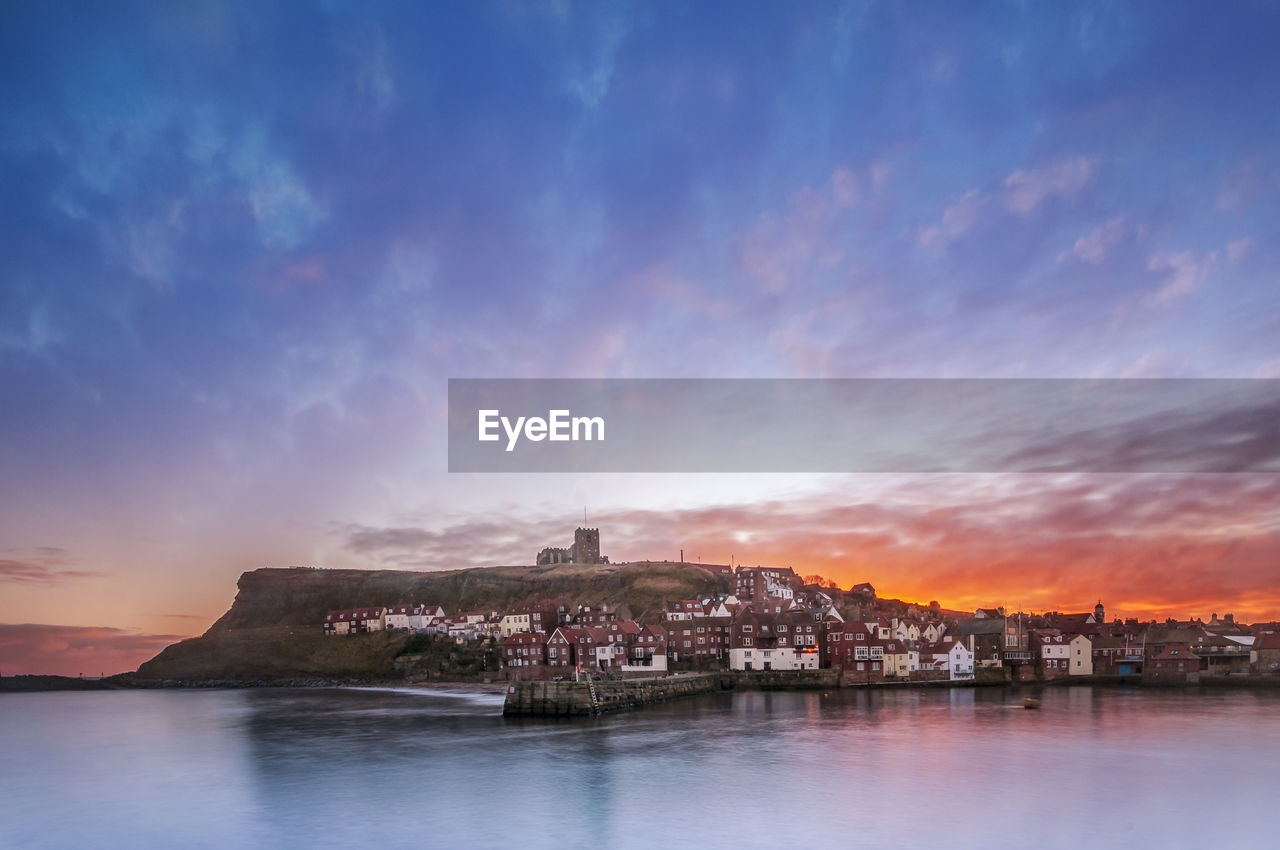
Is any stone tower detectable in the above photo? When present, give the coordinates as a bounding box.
[1094,600,1105,623]
[574,527,601,564]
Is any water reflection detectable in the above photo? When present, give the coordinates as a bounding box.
[3,685,1278,848]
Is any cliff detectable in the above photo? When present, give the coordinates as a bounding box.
[129,561,721,684]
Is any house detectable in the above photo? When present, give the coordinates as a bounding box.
[664,600,707,621]
[1035,632,1072,679]
[827,622,884,677]
[849,582,876,598]
[408,605,446,631]
[574,603,628,627]
[499,611,534,637]
[948,638,975,680]
[546,627,581,671]
[949,618,1004,667]
[385,604,416,631]
[323,610,353,635]
[503,631,548,671]
[666,616,731,663]
[727,608,819,671]
[734,566,798,601]
[1191,632,1251,675]
[322,607,386,635]
[512,600,564,633]
[705,600,733,618]
[629,624,668,666]
[1146,643,1195,682]
[1091,635,1144,676]
[1068,634,1093,676]
[891,618,921,643]
[920,641,952,677]
[1251,632,1280,675]
[882,640,911,678]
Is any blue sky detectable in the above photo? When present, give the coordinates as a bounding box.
[2,1,1279,670]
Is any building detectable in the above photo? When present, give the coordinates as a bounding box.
[734,566,798,601]
[1091,635,1144,676]
[503,631,548,671]
[322,607,387,635]
[664,600,707,621]
[536,527,606,565]
[408,605,446,631]
[384,604,415,631]
[948,638,975,679]
[727,608,820,671]
[1251,632,1280,675]
[1035,632,1072,679]
[664,617,731,663]
[1068,634,1093,675]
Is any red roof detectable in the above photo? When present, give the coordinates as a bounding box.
[1254,632,1280,651]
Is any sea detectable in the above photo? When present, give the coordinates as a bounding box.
[2,684,1277,849]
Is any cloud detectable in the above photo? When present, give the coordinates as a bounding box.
[334,472,1280,620]
[0,550,108,585]
[999,394,1280,473]
[917,190,985,249]
[0,624,189,676]
[1147,249,1218,305]
[737,166,866,293]
[230,130,328,250]
[1003,157,1099,215]
[1071,216,1128,263]
[1227,236,1252,263]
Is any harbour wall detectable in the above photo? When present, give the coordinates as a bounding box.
[502,669,839,717]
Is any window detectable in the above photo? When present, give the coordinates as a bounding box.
[857,633,865,641]
[742,625,753,633]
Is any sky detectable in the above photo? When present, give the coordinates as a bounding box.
[2,1,1279,675]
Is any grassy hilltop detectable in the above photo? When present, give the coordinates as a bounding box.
[125,561,722,685]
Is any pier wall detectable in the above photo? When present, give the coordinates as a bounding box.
[502,669,839,717]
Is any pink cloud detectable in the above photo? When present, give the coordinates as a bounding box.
[0,624,191,676]
[1147,249,1218,305]
[736,166,867,293]
[1003,157,1099,215]
[917,190,985,248]
[1072,216,1128,263]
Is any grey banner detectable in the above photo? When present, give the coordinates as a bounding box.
[447,378,1280,473]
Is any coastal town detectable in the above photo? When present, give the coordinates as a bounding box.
[321,528,1280,686]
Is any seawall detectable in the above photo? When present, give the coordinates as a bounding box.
[503,670,839,717]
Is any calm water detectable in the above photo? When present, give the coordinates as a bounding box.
[2,685,1277,848]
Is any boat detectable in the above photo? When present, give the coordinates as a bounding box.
[1023,697,1040,709]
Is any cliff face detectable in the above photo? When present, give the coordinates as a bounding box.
[208,561,720,632]
[131,561,721,683]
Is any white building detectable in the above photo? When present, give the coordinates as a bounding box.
[949,639,975,680]
[729,646,818,672]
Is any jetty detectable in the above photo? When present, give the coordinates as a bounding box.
[502,670,839,717]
